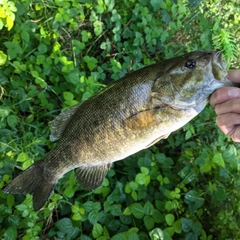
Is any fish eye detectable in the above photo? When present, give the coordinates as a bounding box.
[185,59,196,68]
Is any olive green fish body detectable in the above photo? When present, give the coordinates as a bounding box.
[4,51,231,210]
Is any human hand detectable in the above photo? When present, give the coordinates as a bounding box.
[209,70,240,142]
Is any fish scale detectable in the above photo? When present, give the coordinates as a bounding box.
[4,51,232,210]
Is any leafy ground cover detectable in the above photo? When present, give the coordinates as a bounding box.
[0,0,240,239]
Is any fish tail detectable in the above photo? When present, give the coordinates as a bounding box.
[4,161,56,211]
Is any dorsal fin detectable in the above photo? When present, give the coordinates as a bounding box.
[50,103,81,142]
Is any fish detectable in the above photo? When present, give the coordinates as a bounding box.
[4,51,231,211]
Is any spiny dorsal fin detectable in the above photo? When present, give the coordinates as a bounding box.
[75,163,112,190]
[50,103,81,142]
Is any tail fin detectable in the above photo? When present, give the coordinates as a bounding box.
[4,161,56,211]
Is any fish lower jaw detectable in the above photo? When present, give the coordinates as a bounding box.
[210,77,229,90]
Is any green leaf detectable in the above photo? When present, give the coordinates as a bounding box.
[6,15,14,31]
[111,232,127,240]
[123,207,131,216]
[150,0,161,11]
[31,70,39,78]
[55,218,80,238]
[15,203,28,211]
[55,12,63,22]
[129,203,144,219]
[72,40,85,54]
[6,215,20,226]
[7,194,15,208]
[144,201,154,215]
[165,213,175,226]
[173,219,182,234]
[200,161,211,173]
[192,221,202,236]
[149,228,172,240]
[82,91,92,101]
[38,43,48,54]
[135,172,150,186]
[104,0,115,11]
[65,68,80,84]
[110,204,122,216]
[16,152,30,163]
[212,152,225,168]
[92,223,103,238]
[155,153,174,166]
[81,30,92,42]
[63,186,75,198]
[3,226,17,240]
[127,230,139,240]
[185,232,198,240]
[80,235,92,240]
[135,173,145,185]
[185,129,192,140]
[182,218,192,233]
[93,20,103,36]
[184,190,205,214]
[21,31,30,43]
[131,190,137,201]
[68,226,81,239]
[141,166,149,175]
[72,212,81,221]
[83,56,98,70]
[63,91,74,101]
[4,41,23,60]
[88,210,99,224]
[55,218,73,234]
[0,106,10,118]
[7,115,18,128]
[215,188,227,202]
[144,215,155,230]
[93,202,101,211]
[0,18,3,30]
[129,181,138,191]
[0,50,7,65]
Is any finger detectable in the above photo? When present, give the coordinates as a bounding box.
[227,70,240,83]
[231,126,240,142]
[209,87,240,107]
[215,99,240,115]
[216,113,240,142]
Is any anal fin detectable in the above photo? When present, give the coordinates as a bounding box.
[75,163,112,190]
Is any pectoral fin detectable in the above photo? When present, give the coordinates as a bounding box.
[145,133,170,148]
[75,163,112,190]
[124,109,161,130]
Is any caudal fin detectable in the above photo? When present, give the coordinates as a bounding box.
[4,161,56,211]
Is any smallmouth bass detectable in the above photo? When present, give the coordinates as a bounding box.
[4,51,231,210]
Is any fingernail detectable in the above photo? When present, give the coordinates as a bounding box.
[228,88,239,98]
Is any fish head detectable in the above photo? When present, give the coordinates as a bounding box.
[153,51,229,112]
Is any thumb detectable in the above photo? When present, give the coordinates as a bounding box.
[227,70,240,83]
